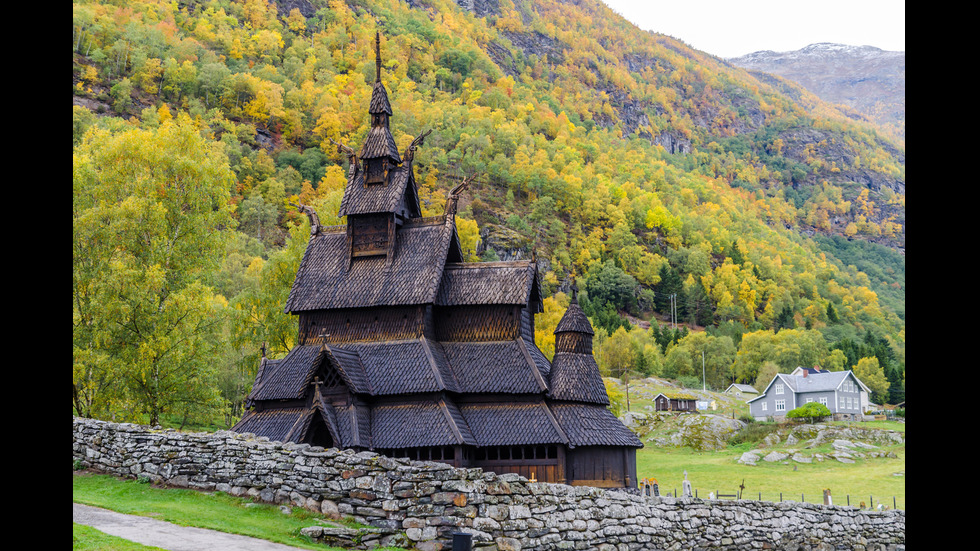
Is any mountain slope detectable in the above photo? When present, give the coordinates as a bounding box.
[728,43,905,141]
[73,0,905,398]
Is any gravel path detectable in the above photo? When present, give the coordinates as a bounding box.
[73,503,312,551]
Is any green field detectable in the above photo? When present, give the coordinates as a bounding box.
[617,377,906,509]
[635,440,905,508]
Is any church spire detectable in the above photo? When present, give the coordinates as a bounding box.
[360,31,399,184]
[375,31,383,83]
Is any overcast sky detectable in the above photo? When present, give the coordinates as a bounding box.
[599,0,905,59]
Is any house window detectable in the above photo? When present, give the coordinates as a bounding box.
[819,397,827,406]
[775,384,784,394]
[775,400,785,411]
[761,402,767,411]
[805,398,813,403]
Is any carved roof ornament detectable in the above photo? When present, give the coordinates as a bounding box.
[444,177,471,218]
[403,129,432,163]
[291,201,321,236]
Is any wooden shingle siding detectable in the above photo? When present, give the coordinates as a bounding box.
[554,332,593,355]
[299,306,425,344]
[349,214,391,257]
[433,305,520,341]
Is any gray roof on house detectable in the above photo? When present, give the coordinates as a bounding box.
[436,261,541,309]
[748,371,862,402]
[725,383,758,394]
[782,371,852,393]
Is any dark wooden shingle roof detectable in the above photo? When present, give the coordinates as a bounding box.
[285,218,456,312]
[339,339,459,395]
[335,403,372,448]
[338,164,418,217]
[371,398,476,449]
[550,404,643,448]
[458,401,568,447]
[442,340,548,394]
[323,346,371,394]
[234,408,306,443]
[359,124,401,162]
[248,345,323,401]
[369,80,392,115]
[548,353,609,405]
[554,300,594,335]
[436,261,541,310]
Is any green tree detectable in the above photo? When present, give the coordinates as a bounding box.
[584,259,639,314]
[73,116,235,425]
[662,332,737,390]
[733,329,828,384]
[653,263,685,320]
[853,356,890,404]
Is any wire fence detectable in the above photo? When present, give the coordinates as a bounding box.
[637,482,904,510]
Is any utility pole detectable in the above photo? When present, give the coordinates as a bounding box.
[702,350,706,391]
[670,293,677,329]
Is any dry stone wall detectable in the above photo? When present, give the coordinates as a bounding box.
[72,417,905,550]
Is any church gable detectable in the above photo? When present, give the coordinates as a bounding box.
[247,345,323,402]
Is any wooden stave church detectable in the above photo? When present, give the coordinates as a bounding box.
[233,34,642,488]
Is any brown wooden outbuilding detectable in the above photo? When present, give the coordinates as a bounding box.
[653,392,698,413]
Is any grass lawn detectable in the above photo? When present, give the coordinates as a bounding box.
[73,523,166,551]
[636,444,905,508]
[73,472,351,550]
[613,377,906,509]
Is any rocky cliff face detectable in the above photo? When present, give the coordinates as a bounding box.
[729,43,905,139]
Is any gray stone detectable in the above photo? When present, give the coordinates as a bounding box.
[763,451,789,462]
[495,537,522,551]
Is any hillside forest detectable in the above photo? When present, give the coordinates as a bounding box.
[72,0,906,428]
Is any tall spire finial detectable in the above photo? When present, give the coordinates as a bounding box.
[375,32,382,83]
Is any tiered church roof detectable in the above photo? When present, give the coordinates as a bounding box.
[234,33,640,486]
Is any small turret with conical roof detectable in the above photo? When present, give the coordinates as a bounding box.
[553,283,594,354]
[548,282,608,405]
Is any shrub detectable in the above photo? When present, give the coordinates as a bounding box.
[786,402,832,423]
[728,422,778,447]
